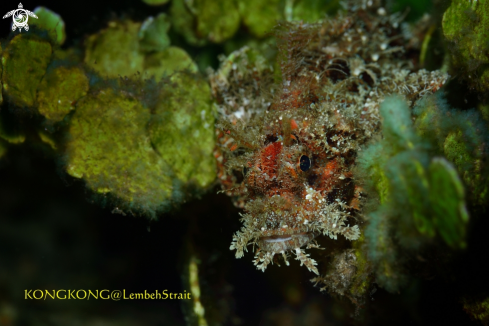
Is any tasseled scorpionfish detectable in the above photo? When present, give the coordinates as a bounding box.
[210,1,447,275]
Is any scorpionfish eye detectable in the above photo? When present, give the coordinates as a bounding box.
[299,155,311,172]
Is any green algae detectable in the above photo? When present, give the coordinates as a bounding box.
[442,0,489,63]
[38,130,57,150]
[144,46,198,80]
[37,66,89,122]
[442,0,489,92]
[359,95,470,287]
[239,0,283,38]
[2,34,52,108]
[413,94,489,205]
[31,7,66,45]
[84,18,197,83]
[429,157,469,248]
[149,72,216,189]
[364,208,406,293]
[170,0,339,45]
[349,235,373,299]
[391,154,434,238]
[170,0,240,45]
[84,20,144,78]
[443,130,472,172]
[64,72,216,216]
[65,88,174,216]
[139,13,171,53]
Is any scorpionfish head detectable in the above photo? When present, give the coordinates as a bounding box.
[216,77,362,273]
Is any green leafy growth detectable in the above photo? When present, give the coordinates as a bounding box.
[239,0,284,38]
[65,87,174,217]
[429,158,469,248]
[144,46,198,80]
[358,95,470,291]
[2,34,52,107]
[442,0,489,92]
[364,209,407,293]
[64,72,216,217]
[238,0,340,38]
[170,0,240,45]
[31,7,66,45]
[84,20,145,78]
[38,130,57,150]
[138,13,171,53]
[349,235,373,298]
[37,66,89,122]
[149,72,216,189]
[379,96,419,153]
[84,19,197,83]
[386,152,433,238]
[413,94,489,204]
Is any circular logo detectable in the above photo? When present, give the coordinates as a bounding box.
[2,3,38,32]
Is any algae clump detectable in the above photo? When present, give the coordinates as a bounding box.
[2,34,52,107]
[31,7,66,45]
[64,73,216,216]
[144,46,198,80]
[413,94,489,205]
[149,72,216,190]
[139,13,171,53]
[84,18,197,83]
[359,96,470,291]
[170,0,240,45]
[238,0,283,38]
[442,0,489,92]
[428,157,469,248]
[357,96,473,293]
[84,20,144,78]
[65,88,174,216]
[37,66,89,122]
[362,96,470,248]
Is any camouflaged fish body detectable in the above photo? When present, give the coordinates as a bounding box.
[211,1,447,274]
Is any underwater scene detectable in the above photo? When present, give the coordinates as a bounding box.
[0,0,488,324]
